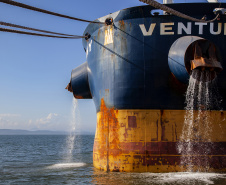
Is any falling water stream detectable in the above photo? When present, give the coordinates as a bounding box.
[64,97,80,162]
[178,69,222,172]
[47,97,82,169]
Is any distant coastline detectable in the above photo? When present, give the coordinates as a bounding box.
[0,129,94,135]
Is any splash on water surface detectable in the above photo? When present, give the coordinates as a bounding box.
[141,172,226,185]
[46,162,86,170]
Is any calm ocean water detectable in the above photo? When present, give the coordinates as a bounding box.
[0,135,225,185]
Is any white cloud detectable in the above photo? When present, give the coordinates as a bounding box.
[27,113,70,131]
[0,112,82,132]
[0,115,19,129]
[47,113,58,120]
[36,113,59,125]
[0,113,63,131]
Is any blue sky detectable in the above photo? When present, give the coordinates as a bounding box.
[0,0,223,132]
[0,0,152,132]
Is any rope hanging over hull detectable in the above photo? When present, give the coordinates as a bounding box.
[0,27,85,39]
[139,0,220,23]
[0,0,103,24]
[0,21,80,37]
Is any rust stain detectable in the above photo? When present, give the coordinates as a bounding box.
[172,125,174,141]
[191,42,223,72]
[221,111,224,119]
[160,110,168,141]
[151,120,158,141]
[97,28,101,39]
[65,82,73,93]
[73,95,83,99]
[119,20,125,27]
[123,124,129,141]
[102,47,106,54]
[175,122,178,141]
[118,20,128,56]
[120,36,127,54]
[94,98,122,171]
[93,109,226,172]
[111,54,115,61]
[128,116,137,128]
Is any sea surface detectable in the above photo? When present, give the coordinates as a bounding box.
[0,135,226,185]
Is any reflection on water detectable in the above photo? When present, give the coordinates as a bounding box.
[1,135,225,185]
[92,170,226,185]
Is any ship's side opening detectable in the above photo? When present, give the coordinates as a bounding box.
[184,39,223,82]
[168,36,223,84]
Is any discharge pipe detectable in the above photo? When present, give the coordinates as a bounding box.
[66,62,92,99]
[168,36,223,83]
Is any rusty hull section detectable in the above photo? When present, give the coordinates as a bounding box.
[93,99,226,172]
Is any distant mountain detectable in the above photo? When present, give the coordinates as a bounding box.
[0,129,94,135]
[0,129,67,135]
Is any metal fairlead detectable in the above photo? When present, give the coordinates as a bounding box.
[85,33,91,40]
[214,8,226,15]
[105,18,113,25]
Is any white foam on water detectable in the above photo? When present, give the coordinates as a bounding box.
[46,163,86,169]
[142,172,226,185]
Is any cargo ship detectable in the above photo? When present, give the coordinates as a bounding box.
[67,0,226,172]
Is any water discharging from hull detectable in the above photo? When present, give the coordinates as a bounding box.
[177,69,222,172]
[64,97,81,162]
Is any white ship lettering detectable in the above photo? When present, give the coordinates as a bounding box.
[140,22,224,36]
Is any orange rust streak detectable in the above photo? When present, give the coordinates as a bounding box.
[73,95,84,99]
[99,99,121,157]
[93,108,226,172]
[191,58,222,71]
[97,28,101,39]
[93,99,121,171]
[119,20,125,26]
[65,82,73,93]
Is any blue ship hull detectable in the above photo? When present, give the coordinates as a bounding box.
[77,3,226,111]
[67,3,226,172]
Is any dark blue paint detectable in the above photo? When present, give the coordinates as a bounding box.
[70,3,226,112]
[71,62,92,99]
